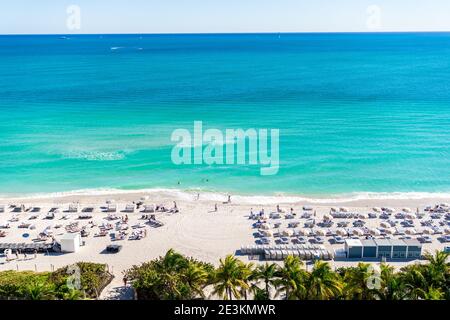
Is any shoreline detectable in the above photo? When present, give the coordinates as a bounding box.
[2,187,450,207]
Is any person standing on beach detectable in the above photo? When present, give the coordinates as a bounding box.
[228,195,231,203]
[214,203,218,212]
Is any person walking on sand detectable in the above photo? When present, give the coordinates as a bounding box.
[228,195,231,203]
[214,203,218,212]
[123,276,128,286]
[173,201,177,209]
[196,193,200,200]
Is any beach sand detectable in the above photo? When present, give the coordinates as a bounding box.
[0,190,448,299]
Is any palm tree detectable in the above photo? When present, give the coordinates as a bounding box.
[22,280,55,300]
[374,264,405,300]
[306,261,342,300]
[182,260,210,299]
[274,255,306,300]
[423,251,449,288]
[252,263,278,299]
[399,264,428,299]
[212,255,249,300]
[341,263,377,300]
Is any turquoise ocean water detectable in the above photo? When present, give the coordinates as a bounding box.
[1,33,450,198]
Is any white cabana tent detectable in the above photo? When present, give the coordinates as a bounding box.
[340,207,349,212]
[373,207,381,212]
[323,214,332,221]
[59,233,82,253]
[260,230,273,237]
[352,228,364,236]
[336,228,347,236]
[282,229,294,237]
[423,228,433,235]
[402,208,412,213]
[370,228,381,236]
[405,228,417,235]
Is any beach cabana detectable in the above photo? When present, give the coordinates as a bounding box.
[402,208,412,213]
[352,228,364,236]
[405,228,417,235]
[340,207,349,212]
[405,213,416,220]
[323,214,332,221]
[370,228,381,236]
[336,228,347,236]
[68,204,78,213]
[59,233,82,253]
[373,207,381,212]
[124,204,135,213]
[260,230,273,237]
[423,228,433,235]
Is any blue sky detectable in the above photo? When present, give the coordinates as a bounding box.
[1,0,450,34]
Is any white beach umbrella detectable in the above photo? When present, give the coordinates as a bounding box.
[330,207,337,212]
[352,228,364,236]
[298,229,309,236]
[340,207,349,212]
[423,228,433,235]
[315,229,326,236]
[384,228,394,234]
[336,228,347,236]
[260,223,271,230]
[370,228,381,236]
[260,229,273,237]
[359,213,368,219]
[405,213,416,220]
[405,228,417,235]
[444,227,450,235]
[385,207,395,213]
[380,222,390,229]
[323,214,332,221]
[402,207,412,213]
[373,207,381,212]
[282,229,294,237]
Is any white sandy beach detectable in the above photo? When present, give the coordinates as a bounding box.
[0,189,449,299]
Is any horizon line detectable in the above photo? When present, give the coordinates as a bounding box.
[2,30,450,36]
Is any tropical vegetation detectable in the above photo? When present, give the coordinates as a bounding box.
[125,249,449,300]
[0,262,112,300]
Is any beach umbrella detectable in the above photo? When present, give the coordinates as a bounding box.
[359,213,368,219]
[352,228,364,236]
[405,228,417,235]
[373,207,381,212]
[323,214,332,221]
[423,228,433,235]
[405,213,416,220]
[380,222,390,229]
[330,207,337,212]
[298,229,309,236]
[260,223,271,230]
[385,207,395,213]
[340,207,349,212]
[282,229,294,237]
[315,229,326,236]
[384,228,393,234]
[370,228,381,236]
[402,208,412,213]
[444,227,450,235]
[260,230,273,237]
[336,228,347,236]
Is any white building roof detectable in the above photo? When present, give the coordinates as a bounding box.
[345,239,363,247]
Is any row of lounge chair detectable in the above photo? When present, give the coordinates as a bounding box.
[263,248,333,261]
[241,244,333,261]
[0,242,54,253]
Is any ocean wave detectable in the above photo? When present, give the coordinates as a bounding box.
[2,188,450,204]
[62,150,126,161]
